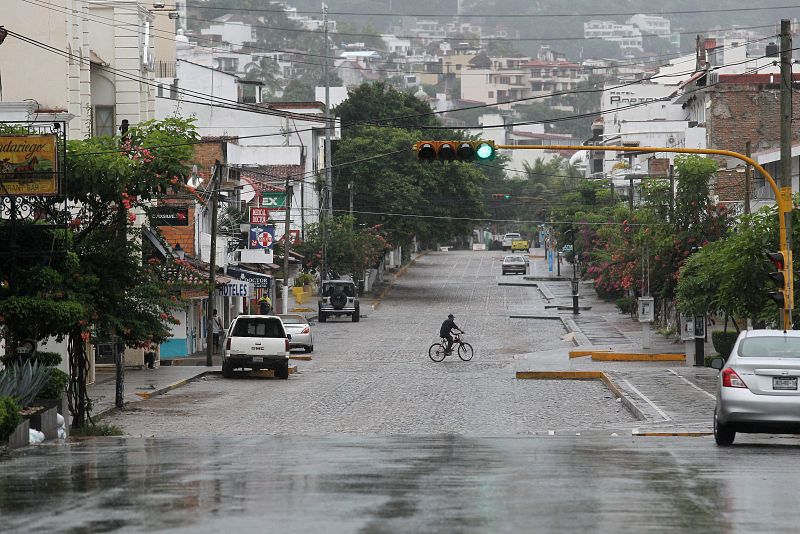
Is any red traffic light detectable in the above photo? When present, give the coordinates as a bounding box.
[768,251,786,271]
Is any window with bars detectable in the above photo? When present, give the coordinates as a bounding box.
[94,106,115,138]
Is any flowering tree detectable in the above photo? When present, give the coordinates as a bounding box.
[0,118,199,427]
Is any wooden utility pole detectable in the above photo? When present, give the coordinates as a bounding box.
[781,19,794,323]
[744,140,751,215]
[283,183,293,314]
[206,162,220,367]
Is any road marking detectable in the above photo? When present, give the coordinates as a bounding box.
[666,369,716,400]
[620,378,672,422]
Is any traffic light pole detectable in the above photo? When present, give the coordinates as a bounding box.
[494,143,793,330]
[780,19,793,327]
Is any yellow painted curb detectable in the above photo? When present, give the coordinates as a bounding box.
[290,355,312,361]
[632,432,712,437]
[291,307,314,313]
[250,365,299,378]
[568,349,611,359]
[591,352,685,361]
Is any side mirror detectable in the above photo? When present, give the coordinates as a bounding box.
[710,357,725,370]
[286,334,292,341]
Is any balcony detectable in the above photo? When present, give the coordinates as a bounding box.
[155,61,176,78]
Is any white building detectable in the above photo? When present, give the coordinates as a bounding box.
[584,20,643,51]
[199,14,256,46]
[460,69,530,110]
[626,14,671,37]
[0,0,164,140]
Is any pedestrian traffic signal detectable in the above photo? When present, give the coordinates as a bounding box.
[414,140,497,163]
[767,251,789,308]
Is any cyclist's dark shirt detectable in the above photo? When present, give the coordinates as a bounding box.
[440,319,459,337]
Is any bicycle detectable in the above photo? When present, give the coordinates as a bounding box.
[428,333,474,362]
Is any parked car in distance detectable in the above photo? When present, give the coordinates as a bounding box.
[712,329,800,446]
[224,315,290,379]
[502,232,521,251]
[318,279,360,322]
[278,314,314,353]
[502,255,527,275]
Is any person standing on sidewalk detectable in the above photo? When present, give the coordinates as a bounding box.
[212,309,224,353]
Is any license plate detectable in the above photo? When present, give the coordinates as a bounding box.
[252,356,263,363]
[773,377,798,390]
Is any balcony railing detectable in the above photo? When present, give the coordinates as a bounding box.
[155,61,176,78]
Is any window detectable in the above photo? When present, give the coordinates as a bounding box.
[232,318,285,338]
[739,337,800,358]
[488,91,494,98]
[94,106,115,137]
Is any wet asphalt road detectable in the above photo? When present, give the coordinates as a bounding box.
[3,251,800,532]
[4,435,800,533]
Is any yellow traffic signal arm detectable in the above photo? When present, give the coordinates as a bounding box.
[496,143,793,329]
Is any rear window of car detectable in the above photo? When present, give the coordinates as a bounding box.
[504,256,524,263]
[231,318,285,338]
[279,316,304,324]
[738,337,800,358]
[505,233,520,238]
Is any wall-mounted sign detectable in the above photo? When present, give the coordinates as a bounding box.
[227,267,272,289]
[250,207,271,224]
[261,192,286,209]
[152,206,189,226]
[0,135,58,196]
[218,281,251,297]
[249,224,275,249]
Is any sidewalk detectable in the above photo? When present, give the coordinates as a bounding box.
[89,365,217,418]
[514,248,720,433]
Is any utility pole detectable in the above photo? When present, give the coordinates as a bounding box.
[205,161,220,367]
[283,183,293,314]
[781,18,794,326]
[323,2,332,218]
[744,140,751,215]
[348,181,353,216]
[668,165,675,223]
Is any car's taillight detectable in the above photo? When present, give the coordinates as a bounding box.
[226,337,231,350]
[285,339,290,352]
[722,367,747,388]
[301,326,310,334]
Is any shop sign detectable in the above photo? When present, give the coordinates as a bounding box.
[250,207,271,224]
[152,206,189,226]
[218,281,251,297]
[227,267,272,289]
[250,225,275,249]
[261,192,286,209]
[0,135,58,196]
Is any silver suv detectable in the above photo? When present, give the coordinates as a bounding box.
[318,280,360,322]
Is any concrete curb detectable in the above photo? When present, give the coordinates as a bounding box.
[290,355,313,361]
[134,370,216,400]
[631,431,712,437]
[372,250,429,311]
[591,352,686,362]
[569,349,611,358]
[516,370,647,421]
[560,317,591,346]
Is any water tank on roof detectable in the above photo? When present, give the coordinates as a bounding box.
[766,42,779,57]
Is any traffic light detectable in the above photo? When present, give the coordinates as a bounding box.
[491,193,512,200]
[767,251,789,308]
[414,140,496,162]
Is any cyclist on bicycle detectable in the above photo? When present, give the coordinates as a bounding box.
[439,313,463,355]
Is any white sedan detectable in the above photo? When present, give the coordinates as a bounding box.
[278,314,314,353]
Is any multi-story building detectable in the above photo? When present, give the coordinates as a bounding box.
[626,14,671,38]
[0,0,165,140]
[523,59,587,112]
[583,20,643,51]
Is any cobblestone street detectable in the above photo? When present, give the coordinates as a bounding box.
[107,251,635,436]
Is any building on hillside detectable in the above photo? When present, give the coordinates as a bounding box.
[583,20,643,51]
[523,59,588,112]
[199,14,257,47]
[626,14,671,38]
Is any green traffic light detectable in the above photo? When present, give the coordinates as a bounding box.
[503,194,511,199]
[475,142,495,160]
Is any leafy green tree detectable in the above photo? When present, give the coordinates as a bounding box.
[335,82,439,129]
[0,118,199,427]
[244,57,282,99]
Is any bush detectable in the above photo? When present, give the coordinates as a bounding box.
[615,296,635,315]
[712,331,739,360]
[0,396,21,443]
[70,423,124,437]
[0,361,53,408]
[1,350,62,368]
[37,368,69,400]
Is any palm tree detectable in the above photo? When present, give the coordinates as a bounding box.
[244,57,282,99]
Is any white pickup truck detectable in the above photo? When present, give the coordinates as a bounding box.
[223,315,290,379]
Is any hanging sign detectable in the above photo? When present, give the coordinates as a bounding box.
[250,224,275,249]
[250,207,272,224]
[0,135,58,196]
[261,192,286,209]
